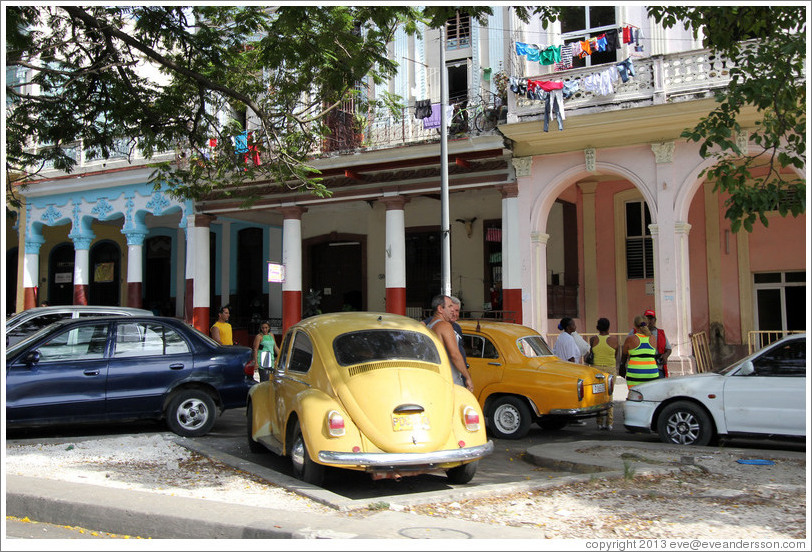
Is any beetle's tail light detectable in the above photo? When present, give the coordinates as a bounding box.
[577,379,584,401]
[608,374,615,395]
[327,410,345,437]
[463,406,480,431]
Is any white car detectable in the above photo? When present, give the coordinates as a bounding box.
[624,333,806,446]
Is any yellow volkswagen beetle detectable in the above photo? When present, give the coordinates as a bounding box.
[247,312,493,486]
[458,320,615,439]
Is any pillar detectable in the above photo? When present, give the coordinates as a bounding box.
[185,214,213,333]
[280,206,307,334]
[71,236,93,305]
[124,230,146,308]
[380,195,409,316]
[500,182,522,324]
[23,235,44,310]
[531,232,550,338]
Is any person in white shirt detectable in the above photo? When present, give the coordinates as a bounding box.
[553,317,581,363]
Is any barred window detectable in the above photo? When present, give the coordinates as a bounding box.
[446,12,471,50]
[625,201,653,280]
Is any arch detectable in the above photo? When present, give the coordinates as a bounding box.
[89,240,121,306]
[529,160,655,235]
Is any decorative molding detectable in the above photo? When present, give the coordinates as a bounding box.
[91,197,114,220]
[735,131,749,155]
[40,205,64,225]
[25,235,45,255]
[123,231,147,247]
[530,231,550,245]
[512,156,532,178]
[674,221,692,235]
[378,195,410,210]
[577,181,599,195]
[651,142,675,164]
[584,148,596,172]
[72,236,93,250]
[146,191,170,216]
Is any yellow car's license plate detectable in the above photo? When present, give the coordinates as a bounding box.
[392,413,430,432]
[592,383,606,394]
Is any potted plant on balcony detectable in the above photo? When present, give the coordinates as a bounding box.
[492,71,509,121]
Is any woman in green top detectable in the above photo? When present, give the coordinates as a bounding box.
[252,321,280,382]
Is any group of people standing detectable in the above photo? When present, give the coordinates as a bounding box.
[210,304,280,382]
[553,309,672,430]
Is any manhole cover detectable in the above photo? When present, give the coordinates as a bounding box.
[398,527,473,539]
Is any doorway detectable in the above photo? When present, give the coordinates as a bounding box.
[305,234,365,315]
[89,240,121,306]
[144,235,172,315]
[48,243,75,305]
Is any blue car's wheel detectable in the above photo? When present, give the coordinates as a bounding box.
[166,390,217,437]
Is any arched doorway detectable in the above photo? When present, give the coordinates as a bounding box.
[89,240,121,306]
[7,247,18,313]
[48,242,75,305]
[144,235,173,315]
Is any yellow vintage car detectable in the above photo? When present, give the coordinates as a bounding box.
[247,312,493,486]
[458,320,615,439]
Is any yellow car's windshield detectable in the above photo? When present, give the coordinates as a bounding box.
[333,329,442,366]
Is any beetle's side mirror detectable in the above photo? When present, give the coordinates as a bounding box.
[24,350,41,366]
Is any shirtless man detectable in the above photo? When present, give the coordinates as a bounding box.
[425,294,474,392]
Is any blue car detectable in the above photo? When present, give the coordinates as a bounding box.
[6,316,255,437]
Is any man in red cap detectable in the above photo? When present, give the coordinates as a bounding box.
[644,309,671,377]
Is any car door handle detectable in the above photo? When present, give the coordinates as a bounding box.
[83,369,100,376]
[488,362,501,366]
[169,363,184,370]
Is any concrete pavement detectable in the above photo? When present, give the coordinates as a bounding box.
[5,435,651,540]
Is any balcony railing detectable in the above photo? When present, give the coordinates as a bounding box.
[31,47,755,176]
[509,46,738,122]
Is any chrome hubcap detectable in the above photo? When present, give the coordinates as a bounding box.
[176,398,208,430]
[291,436,305,472]
[665,411,700,445]
[493,404,520,434]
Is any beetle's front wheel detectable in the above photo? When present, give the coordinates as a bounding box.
[290,421,326,486]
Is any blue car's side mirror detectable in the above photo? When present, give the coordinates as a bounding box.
[24,350,41,366]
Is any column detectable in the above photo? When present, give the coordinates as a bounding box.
[650,141,693,375]
[71,236,93,305]
[280,206,307,334]
[23,234,44,310]
[578,181,599,326]
[530,232,550,338]
[500,182,521,324]
[380,195,409,316]
[219,220,231,308]
[184,214,213,332]
[123,230,146,308]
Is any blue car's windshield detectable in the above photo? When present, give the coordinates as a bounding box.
[333,329,441,366]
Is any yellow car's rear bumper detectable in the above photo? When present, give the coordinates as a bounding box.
[318,441,494,466]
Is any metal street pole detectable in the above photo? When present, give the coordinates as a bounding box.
[439,26,451,297]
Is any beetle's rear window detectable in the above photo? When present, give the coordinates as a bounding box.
[333,330,441,366]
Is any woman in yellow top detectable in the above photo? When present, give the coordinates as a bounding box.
[621,315,659,388]
[588,317,619,430]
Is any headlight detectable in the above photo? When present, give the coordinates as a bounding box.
[627,389,644,402]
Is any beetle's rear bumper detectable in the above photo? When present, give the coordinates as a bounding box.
[318,441,494,467]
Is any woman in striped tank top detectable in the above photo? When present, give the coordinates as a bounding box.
[620,315,659,387]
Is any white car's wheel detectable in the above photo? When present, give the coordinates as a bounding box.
[657,401,715,446]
